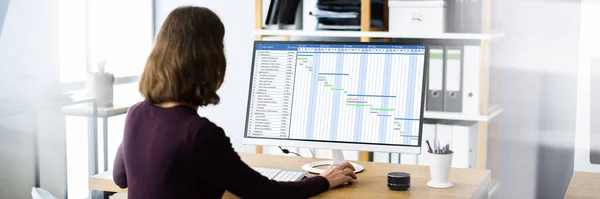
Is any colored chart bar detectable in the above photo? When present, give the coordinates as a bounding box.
[371,108,396,111]
[347,104,371,107]
[347,94,396,98]
[394,118,420,121]
[319,73,349,76]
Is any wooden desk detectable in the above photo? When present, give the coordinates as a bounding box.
[565,171,600,198]
[90,153,491,199]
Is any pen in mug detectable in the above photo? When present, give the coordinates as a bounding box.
[426,140,433,153]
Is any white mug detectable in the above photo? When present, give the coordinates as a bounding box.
[427,151,454,188]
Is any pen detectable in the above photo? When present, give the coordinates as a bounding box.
[442,143,445,154]
[426,140,433,153]
[435,140,438,154]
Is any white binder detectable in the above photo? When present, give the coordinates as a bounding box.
[400,153,418,165]
[390,153,400,163]
[373,152,390,163]
[462,45,481,115]
[436,123,454,149]
[451,122,478,168]
[388,153,418,165]
[418,123,436,166]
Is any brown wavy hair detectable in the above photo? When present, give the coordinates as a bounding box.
[139,6,226,107]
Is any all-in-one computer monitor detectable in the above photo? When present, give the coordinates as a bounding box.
[244,41,427,173]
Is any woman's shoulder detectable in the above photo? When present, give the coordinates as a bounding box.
[186,116,232,148]
[188,116,226,138]
[127,100,149,114]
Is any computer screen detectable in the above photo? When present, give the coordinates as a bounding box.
[244,41,426,148]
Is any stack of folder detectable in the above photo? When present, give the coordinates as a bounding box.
[425,45,481,115]
[310,0,384,30]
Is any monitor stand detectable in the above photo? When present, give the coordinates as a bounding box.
[301,149,365,174]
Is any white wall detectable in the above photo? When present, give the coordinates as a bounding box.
[155,0,256,153]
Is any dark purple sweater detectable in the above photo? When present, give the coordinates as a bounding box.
[113,101,329,199]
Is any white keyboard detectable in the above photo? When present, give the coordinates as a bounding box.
[251,166,307,182]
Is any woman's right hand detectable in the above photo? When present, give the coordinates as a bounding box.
[320,162,358,189]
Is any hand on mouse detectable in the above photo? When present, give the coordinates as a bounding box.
[320,162,358,189]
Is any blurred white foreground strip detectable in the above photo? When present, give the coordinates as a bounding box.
[31,187,58,199]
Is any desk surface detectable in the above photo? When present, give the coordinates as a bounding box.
[90,153,491,199]
[565,171,600,198]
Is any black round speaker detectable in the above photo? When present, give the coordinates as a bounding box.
[388,172,411,191]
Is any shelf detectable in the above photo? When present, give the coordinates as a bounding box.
[424,108,503,122]
[255,29,504,40]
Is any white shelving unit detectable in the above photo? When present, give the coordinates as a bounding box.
[255,29,504,40]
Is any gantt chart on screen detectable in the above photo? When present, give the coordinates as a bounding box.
[246,43,425,146]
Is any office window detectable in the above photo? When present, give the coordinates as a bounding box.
[58,1,152,198]
[87,0,153,77]
[59,0,153,83]
[59,0,86,82]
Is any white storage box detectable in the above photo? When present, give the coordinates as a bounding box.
[388,0,445,35]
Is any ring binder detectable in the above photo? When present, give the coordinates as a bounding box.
[426,47,444,112]
[443,47,463,113]
[462,45,480,115]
